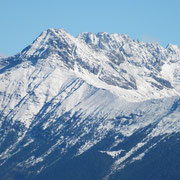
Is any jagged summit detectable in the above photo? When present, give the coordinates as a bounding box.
[21,28,75,58]
[77,31,131,46]
[19,28,180,57]
[19,28,180,65]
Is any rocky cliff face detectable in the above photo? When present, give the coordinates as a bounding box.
[0,29,180,180]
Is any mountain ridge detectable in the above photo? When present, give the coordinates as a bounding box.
[0,28,180,180]
[3,29,180,100]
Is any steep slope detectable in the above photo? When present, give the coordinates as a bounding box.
[0,28,180,180]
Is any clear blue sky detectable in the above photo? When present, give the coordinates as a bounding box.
[0,0,180,56]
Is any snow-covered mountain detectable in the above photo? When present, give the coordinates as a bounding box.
[0,28,180,180]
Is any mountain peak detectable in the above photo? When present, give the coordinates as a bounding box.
[21,28,75,60]
[166,43,180,53]
[77,31,131,44]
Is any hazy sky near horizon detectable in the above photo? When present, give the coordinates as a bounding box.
[0,0,180,56]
